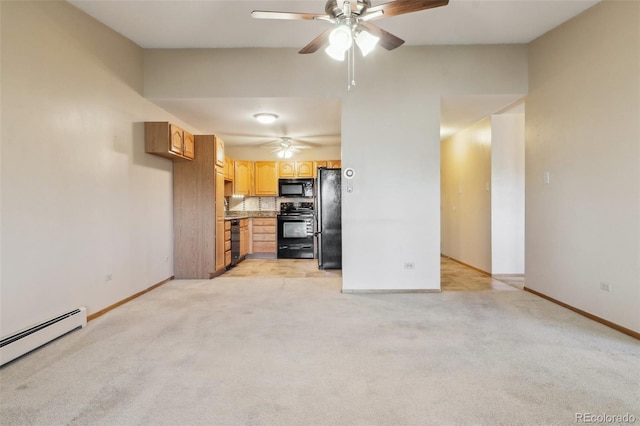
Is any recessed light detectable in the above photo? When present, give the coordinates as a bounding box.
[253,113,279,124]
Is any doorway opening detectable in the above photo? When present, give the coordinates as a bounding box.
[440,96,525,290]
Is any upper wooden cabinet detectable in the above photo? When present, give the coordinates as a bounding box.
[183,130,195,160]
[234,160,253,196]
[254,161,278,196]
[223,156,234,181]
[278,161,296,178]
[296,161,314,177]
[215,137,225,168]
[145,122,194,161]
[327,160,341,168]
[279,161,314,178]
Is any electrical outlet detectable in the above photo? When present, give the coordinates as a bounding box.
[599,282,611,292]
[164,256,169,263]
[105,273,112,282]
[404,262,415,270]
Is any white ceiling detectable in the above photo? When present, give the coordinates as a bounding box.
[69,0,601,148]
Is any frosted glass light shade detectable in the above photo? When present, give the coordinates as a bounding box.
[355,30,380,56]
[329,25,353,51]
[325,44,346,61]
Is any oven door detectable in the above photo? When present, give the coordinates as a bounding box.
[277,215,315,259]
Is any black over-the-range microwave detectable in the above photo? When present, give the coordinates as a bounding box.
[278,178,314,198]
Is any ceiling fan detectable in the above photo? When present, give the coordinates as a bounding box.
[251,0,449,60]
[260,137,313,159]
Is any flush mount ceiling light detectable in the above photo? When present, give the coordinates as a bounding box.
[251,0,449,89]
[253,113,279,124]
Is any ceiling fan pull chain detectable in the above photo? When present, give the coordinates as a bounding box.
[348,45,356,90]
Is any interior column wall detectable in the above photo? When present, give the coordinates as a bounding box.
[491,112,525,275]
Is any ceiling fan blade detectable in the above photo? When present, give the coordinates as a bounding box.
[299,28,333,54]
[251,10,328,20]
[367,0,449,20]
[360,22,405,51]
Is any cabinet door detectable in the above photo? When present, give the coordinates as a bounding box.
[215,137,225,168]
[240,219,249,257]
[327,160,341,168]
[215,168,226,272]
[224,156,234,181]
[169,124,184,156]
[183,130,195,159]
[234,160,253,196]
[296,161,314,177]
[278,161,296,178]
[254,161,278,196]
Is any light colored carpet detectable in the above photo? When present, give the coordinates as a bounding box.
[1,276,638,425]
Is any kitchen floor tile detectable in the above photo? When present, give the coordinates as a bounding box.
[221,256,522,292]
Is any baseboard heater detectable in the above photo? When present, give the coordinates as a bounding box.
[0,307,87,366]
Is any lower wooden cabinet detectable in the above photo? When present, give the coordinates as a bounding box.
[252,218,276,254]
[224,220,231,268]
[240,219,249,258]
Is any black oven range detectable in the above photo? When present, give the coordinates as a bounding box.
[277,202,315,259]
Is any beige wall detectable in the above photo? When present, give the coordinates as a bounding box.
[0,1,186,335]
[526,0,640,332]
[441,117,493,273]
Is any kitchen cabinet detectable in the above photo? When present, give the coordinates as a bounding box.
[173,134,226,279]
[216,137,225,168]
[252,217,276,254]
[234,160,253,196]
[224,220,231,268]
[296,161,314,177]
[223,156,234,181]
[145,122,195,160]
[278,161,314,178]
[240,219,250,258]
[254,161,278,196]
[278,161,296,178]
[327,160,341,168]
[216,166,226,272]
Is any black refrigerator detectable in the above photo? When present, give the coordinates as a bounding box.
[316,168,342,269]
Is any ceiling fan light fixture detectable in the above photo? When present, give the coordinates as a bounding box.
[277,148,293,159]
[328,24,353,52]
[325,43,347,61]
[355,29,379,56]
[253,113,279,124]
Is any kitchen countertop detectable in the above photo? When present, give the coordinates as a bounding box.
[224,211,277,220]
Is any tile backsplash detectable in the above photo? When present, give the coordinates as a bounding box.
[227,196,312,212]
